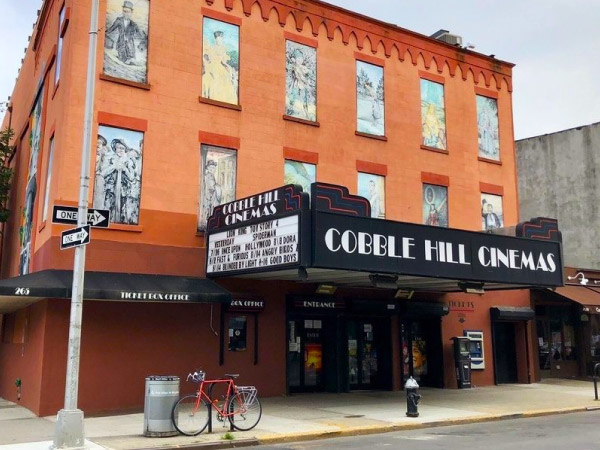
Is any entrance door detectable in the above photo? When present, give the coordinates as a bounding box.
[348,320,380,389]
[493,322,518,383]
[287,318,326,392]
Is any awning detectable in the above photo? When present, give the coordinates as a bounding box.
[552,285,600,313]
[490,306,535,321]
[403,301,450,318]
[0,270,231,314]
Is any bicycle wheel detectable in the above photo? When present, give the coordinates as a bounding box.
[172,394,209,436]
[227,390,262,431]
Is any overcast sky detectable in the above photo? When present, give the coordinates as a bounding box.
[1,0,599,140]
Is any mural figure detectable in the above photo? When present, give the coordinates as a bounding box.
[202,18,239,105]
[358,172,385,219]
[104,0,149,83]
[356,61,385,136]
[284,160,316,197]
[422,184,448,228]
[93,126,143,225]
[285,40,317,121]
[481,195,503,231]
[477,95,500,160]
[421,79,446,150]
[198,145,237,231]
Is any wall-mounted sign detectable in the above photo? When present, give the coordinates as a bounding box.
[228,298,265,313]
[447,300,475,313]
[292,299,345,310]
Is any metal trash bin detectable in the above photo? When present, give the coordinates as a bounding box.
[143,375,180,437]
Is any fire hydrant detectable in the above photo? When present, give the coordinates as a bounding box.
[405,376,421,417]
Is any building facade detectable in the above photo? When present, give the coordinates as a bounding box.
[0,0,562,416]
[517,123,600,379]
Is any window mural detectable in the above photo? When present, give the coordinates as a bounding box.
[481,193,504,231]
[356,60,385,136]
[284,160,316,197]
[202,17,240,105]
[19,88,44,275]
[103,0,149,84]
[199,145,237,231]
[477,95,500,160]
[420,79,446,150]
[358,172,385,219]
[285,40,317,122]
[93,126,144,225]
[422,184,448,228]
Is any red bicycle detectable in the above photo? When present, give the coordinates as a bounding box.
[172,370,262,435]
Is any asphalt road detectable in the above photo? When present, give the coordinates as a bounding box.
[257,410,600,450]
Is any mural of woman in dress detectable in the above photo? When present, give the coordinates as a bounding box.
[477,95,500,160]
[421,79,447,150]
[202,18,239,105]
[422,184,448,227]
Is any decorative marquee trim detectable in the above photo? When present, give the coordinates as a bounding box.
[205,0,513,92]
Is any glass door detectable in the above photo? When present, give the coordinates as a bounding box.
[287,318,325,392]
[348,320,379,389]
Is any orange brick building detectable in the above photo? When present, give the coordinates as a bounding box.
[0,0,563,416]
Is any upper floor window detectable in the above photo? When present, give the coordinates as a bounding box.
[358,172,385,219]
[54,5,66,86]
[285,40,317,122]
[284,160,316,198]
[202,17,240,106]
[476,95,500,161]
[356,60,385,136]
[420,79,446,151]
[423,183,448,227]
[198,144,237,231]
[42,136,55,223]
[481,193,503,231]
[93,125,144,225]
[103,0,149,84]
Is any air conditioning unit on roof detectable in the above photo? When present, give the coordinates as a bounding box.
[430,29,463,47]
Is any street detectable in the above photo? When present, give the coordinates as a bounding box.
[256,411,600,450]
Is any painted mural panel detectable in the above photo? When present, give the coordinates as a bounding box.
[202,17,240,105]
[420,79,446,150]
[93,126,144,225]
[358,172,385,219]
[422,184,448,228]
[481,193,504,231]
[285,40,317,122]
[103,0,149,84]
[19,88,44,275]
[198,145,237,231]
[356,61,385,136]
[477,95,500,160]
[284,160,316,197]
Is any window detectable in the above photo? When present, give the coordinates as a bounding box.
[420,79,446,150]
[356,60,385,136]
[202,17,240,105]
[284,160,316,197]
[285,40,317,122]
[358,172,385,219]
[103,0,149,83]
[228,316,247,351]
[93,125,144,225]
[476,95,500,160]
[422,184,448,227]
[198,145,237,231]
[54,5,66,86]
[42,136,55,222]
[481,193,503,231]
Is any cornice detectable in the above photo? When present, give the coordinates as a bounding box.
[205,0,513,92]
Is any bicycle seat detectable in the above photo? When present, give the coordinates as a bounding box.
[224,373,239,379]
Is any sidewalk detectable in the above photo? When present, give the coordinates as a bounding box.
[1,379,599,450]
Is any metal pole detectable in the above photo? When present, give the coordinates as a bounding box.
[54,0,99,448]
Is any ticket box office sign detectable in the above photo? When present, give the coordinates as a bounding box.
[206,185,310,277]
[312,212,564,287]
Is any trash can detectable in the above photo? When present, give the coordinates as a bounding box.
[143,375,180,437]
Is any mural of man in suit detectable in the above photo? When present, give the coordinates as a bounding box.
[105,1,147,65]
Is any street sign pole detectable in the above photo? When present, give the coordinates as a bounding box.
[54,0,99,448]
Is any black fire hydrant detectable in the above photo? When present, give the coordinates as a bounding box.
[405,376,421,417]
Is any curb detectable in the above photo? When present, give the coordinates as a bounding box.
[102,438,259,450]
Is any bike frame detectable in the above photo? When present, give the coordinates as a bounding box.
[194,378,246,418]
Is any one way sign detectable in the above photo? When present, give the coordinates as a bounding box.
[52,205,110,228]
[61,225,91,250]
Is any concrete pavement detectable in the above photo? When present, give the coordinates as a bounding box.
[1,379,599,449]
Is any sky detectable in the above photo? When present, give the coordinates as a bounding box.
[1,1,599,139]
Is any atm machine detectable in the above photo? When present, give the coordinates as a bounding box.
[451,336,472,389]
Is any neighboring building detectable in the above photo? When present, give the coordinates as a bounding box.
[517,123,600,379]
[0,0,563,417]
